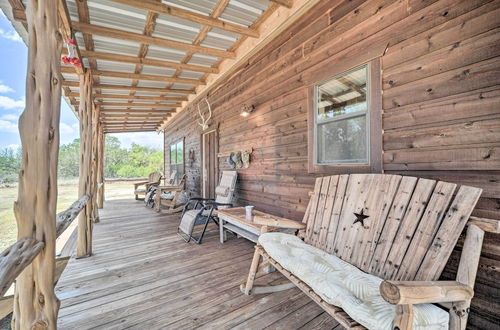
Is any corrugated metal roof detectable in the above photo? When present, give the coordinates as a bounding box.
[3,0,275,131]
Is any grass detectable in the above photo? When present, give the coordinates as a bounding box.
[0,180,135,251]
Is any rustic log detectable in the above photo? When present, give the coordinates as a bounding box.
[90,104,100,223]
[449,224,485,330]
[380,281,473,305]
[0,239,44,297]
[394,304,414,330]
[56,195,90,238]
[11,0,63,328]
[77,70,94,258]
[97,126,105,209]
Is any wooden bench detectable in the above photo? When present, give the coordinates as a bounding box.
[241,174,499,330]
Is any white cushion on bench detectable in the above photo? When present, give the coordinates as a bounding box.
[259,232,449,330]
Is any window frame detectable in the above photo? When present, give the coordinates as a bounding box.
[168,138,185,183]
[307,58,382,174]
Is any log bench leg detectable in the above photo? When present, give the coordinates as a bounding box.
[242,247,261,295]
[394,304,413,330]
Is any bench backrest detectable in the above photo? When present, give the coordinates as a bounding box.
[303,174,482,281]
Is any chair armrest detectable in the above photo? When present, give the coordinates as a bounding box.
[468,216,500,233]
[156,185,181,192]
[134,181,149,188]
[253,215,306,230]
[380,280,473,305]
[204,201,232,208]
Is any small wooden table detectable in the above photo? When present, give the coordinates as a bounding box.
[217,207,279,244]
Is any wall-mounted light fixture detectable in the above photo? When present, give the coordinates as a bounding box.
[240,104,255,117]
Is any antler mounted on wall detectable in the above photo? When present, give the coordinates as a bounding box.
[198,98,212,130]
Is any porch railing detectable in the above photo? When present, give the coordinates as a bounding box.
[0,195,89,318]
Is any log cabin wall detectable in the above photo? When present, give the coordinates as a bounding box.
[163,0,500,327]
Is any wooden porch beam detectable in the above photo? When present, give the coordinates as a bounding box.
[96,102,182,108]
[12,0,62,327]
[71,22,235,59]
[269,0,293,8]
[61,81,194,94]
[107,0,259,37]
[104,129,156,133]
[93,94,187,102]
[100,109,175,113]
[80,50,218,73]
[65,67,203,85]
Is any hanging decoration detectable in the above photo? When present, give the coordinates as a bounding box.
[61,38,82,68]
[197,98,212,131]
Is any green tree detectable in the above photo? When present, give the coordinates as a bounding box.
[58,138,80,178]
[0,147,21,183]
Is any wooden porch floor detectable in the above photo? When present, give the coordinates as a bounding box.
[56,199,342,329]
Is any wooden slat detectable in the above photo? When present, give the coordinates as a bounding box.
[416,185,482,280]
[62,81,194,94]
[81,50,218,73]
[395,181,457,281]
[71,21,235,58]
[324,175,349,254]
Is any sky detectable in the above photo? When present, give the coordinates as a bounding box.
[0,10,163,150]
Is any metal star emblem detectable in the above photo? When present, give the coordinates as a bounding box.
[353,209,369,226]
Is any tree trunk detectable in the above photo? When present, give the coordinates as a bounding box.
[97,125,105,209]
[91,104,100,223]
[12,0,62,328]
[76,71,93,258]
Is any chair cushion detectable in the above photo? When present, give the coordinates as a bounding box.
[179,209,212,235]
[215,186,229,197]
[134,188,146,193]
[161,191,176,200]
[259,233,449,330]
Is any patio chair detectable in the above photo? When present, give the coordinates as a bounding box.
[240,174,497,330]
[178,171,237,244]
[133,171,162,200]
[154,174,186,213]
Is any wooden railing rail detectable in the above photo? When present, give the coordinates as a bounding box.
[0,195,89,299]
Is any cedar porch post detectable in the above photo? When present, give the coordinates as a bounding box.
[12,0,62,328]
[97,124,105,209]
[76,70,94,258]
[90,104,100,222]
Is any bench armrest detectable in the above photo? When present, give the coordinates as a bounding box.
[468,216,500,233]
[380,280,473,305]
[253,215,306,230]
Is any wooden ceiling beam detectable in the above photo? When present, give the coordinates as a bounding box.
[96,102,182,108]
[61,67,203,85]
[67,92,185,102]
[100,109,175,113]
[101,114,169,118]
[96,70,201,86]
[71,22,235,59]
[269,0,293,8]
[61,81,194,94]
[80,50,218,74]
[107,0,259,38]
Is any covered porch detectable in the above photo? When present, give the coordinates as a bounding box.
[56,199,341,329]
[0,0,499,329]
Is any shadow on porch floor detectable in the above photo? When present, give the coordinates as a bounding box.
[56,199,342,329]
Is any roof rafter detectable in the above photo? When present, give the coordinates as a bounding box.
[80,50,218,73]
[71,22,235,59]
[269,0,293,8]
[107,0,259,38]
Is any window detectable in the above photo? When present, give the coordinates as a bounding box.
[308,59,381,173]
[169,139,184,183]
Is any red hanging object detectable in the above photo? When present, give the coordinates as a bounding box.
[61,38,82,68]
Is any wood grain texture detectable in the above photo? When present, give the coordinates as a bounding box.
[162,0,500,326]
[55,199,343,329]
[12,0,62,327]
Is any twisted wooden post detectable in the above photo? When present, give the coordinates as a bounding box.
[77,70,94,258]
[97,125,105,209]
[12,0,62,328]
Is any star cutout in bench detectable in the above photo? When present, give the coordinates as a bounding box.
[353,209,369,226]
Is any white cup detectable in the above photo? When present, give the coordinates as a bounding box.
[245,205,254,222]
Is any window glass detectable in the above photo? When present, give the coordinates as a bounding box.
[315,64,369,165]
